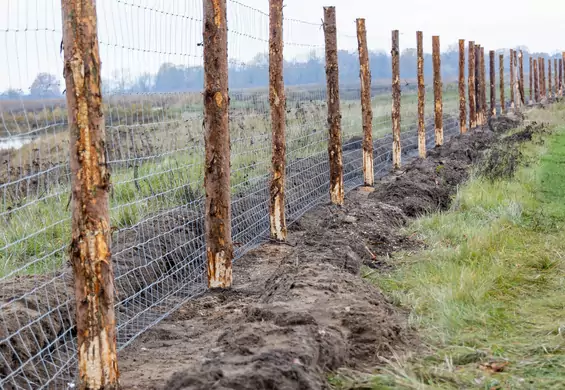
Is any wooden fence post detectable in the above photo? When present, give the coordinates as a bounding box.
[499,53,505,114]
[534,59,539,102]
[417,31,426,155]
[357,18,374,186]
[61,0,120,388]
[468,41,476,128]
[480,47,487,122]
[203,0,233,289]
[510,49,515,108]
[549,59,553,99]
[519,51,525,105]
[475,45,482,125]
[529,56,533,103]
[489,50,496,116]
[432,36,443,146]
[323,6,344,204]
[269,0,287,241]
[559,58,563,96]
[391,30,401,168]
[554,59,558,97]
[540,57,545,98]
[459,39,467,134]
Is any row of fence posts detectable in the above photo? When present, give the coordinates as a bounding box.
[58,0,565,387]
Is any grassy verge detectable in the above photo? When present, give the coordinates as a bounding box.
[335,106,565,389]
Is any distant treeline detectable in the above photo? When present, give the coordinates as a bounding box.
[1,46,561,99]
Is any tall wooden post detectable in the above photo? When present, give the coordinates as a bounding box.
[529,56,533,103]
[417,31,426,155]
[203,0,233,289]
[554,59,558,97]
[559,58,563,96]
[432,36,443,146]
[499,53,505,114]
[468,41,476,128]
[61,0,120,388]
[510,49,515,108]
[459,39,467,133]
[534,59,539,102]
[519,51,525,105]
[323,7,344,204]
[269,0,287,240]
[357,18,374,186]
[549,59,553,99]
[480,47,487,121]
[475,45,482,125]
[391,30,401,168]
[489,50,496,116]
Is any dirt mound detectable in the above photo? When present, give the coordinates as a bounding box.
[369,128,495,217]
[480,122,548,182]
[488,112,524,133]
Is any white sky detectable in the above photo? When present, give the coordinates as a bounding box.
[1,0,564,92]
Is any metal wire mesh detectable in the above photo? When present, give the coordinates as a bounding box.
[0,1,483,388]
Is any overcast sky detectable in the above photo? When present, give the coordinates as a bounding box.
[1,0,564,93]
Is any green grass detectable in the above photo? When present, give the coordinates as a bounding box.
[332,105,565,389]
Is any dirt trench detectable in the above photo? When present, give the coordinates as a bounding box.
[117,119,531,389]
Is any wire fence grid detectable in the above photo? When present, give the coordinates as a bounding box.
[0,0,546,388]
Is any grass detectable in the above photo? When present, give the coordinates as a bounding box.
[329,105,565,389]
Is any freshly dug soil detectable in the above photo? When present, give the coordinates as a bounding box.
[118,123,507,390]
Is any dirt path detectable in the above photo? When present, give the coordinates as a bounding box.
[118,122,502,389]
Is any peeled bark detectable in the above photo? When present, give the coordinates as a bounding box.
[357,19,374,185]
[458,39,467,134]
[468,42,476,128]
[432,36,443,146]
[323,7,344,205]
[269,0,287,240]
[61,0,119,388]
[203,0,233,289]
[391,30,401,168]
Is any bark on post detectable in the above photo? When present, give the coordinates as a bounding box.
[519,51,525,105]
[529,56,533,103]
[510,49,515,108]
[475,45,482,125]
[534,59,539,102]
[458,39,467,134]
[323,7,344,204]
[548,59,553,99]
[357,18,374,186]
[489,50,496,117]
[417,31,426,155]
[499,54,505,114]
[540,57,545,98]
[61,0,119,388]
[513,52,521,108]
[391,30,401,169]
[480,47,487,122]
[203,0,233,289]
[468,41,476,128]
[554,58,558,97]
[269,0,287,241]
[432,36,443,146]
[559,58,563,96]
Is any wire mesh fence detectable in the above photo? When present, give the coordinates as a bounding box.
[0,0,553,388]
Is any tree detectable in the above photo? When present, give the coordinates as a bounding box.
[0,88,23,100]
[30,73,60,98]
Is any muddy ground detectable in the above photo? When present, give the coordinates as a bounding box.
[114,117,540,389]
